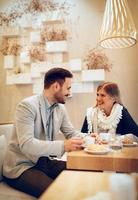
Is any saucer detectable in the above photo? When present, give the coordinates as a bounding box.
[123,142,138,147]
[84,147,110,155]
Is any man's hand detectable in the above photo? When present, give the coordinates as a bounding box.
[64,137,84,152]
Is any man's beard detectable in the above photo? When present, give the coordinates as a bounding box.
[54,91,68,104]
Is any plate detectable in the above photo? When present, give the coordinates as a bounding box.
[84,147,111,155]
[123,142,138,147]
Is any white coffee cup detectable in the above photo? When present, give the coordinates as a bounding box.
[99,133,111,144]
[83,136,95,146]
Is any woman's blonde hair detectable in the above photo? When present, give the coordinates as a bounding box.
[96,82,122,105]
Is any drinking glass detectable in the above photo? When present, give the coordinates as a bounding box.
[109,134,123,151]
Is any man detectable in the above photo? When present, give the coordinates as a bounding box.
[3,68,84,198]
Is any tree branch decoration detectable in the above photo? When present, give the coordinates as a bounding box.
[0,12,22,26]
[83,48,112,72]
[0,0,74,26]
[26,0,62,13]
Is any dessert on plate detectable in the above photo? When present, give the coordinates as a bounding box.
[87,144,107,152]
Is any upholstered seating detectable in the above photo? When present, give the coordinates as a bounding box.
[0,124,37,200]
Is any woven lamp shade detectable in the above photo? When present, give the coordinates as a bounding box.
[99,0,137,49]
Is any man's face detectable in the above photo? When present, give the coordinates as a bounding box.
[54,78,72,104]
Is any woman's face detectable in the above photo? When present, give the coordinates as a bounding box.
[96,88,114,113]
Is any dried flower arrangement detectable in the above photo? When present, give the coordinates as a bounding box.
[83,48,112,72]
[41,27,67,42]
[0,38,21,56]
[29,45,46,61]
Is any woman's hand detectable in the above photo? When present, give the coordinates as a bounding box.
[90,133,102,144]
[90,132,98,138]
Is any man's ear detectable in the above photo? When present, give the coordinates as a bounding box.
[53,81,60,91]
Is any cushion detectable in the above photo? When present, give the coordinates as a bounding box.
[0,124,13,141]
[0,135,7,181]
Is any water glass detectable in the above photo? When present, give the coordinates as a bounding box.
[109,134,123,151]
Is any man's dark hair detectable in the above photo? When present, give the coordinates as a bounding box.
[44,67,73,89]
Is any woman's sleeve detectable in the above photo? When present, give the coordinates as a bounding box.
[117,107,138,136]
[81,117,88,133]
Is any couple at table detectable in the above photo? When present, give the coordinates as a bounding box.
[3,68,138,198]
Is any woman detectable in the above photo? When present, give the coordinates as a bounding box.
[81,82,138,137]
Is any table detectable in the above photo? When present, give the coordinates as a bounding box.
[40,170,138,200]
[67,146,138,172]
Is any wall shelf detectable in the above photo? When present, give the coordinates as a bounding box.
[4,55,16,69]
[45,40,68,53]
[30,31,41,43]
[81,69,105,82]
[0,27,20,37]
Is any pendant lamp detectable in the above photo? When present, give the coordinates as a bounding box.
[99,0,137,49]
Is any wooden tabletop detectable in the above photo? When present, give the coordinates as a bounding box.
[67,146,138,172]
[0,122,13,125]
[40,170,138,200]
